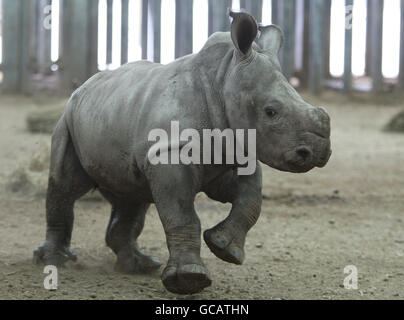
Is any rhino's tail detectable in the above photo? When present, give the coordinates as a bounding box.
[48,114,70,183]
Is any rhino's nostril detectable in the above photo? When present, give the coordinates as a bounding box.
[296,147,312,162]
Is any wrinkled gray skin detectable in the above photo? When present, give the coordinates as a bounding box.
[34,11,331,294]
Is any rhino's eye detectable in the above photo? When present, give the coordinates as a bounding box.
[265,107,277,118]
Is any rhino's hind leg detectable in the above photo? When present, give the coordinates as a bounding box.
[103,196,161,274]
[34,118,94,266]
[204,164,262,265]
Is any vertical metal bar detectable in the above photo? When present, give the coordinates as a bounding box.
[142,0,148,60]
[37,0,52,75]
[240,0,263,21]
[60,0,72,85]
[106,0,113,65]
[208,0,231,36]
[399,0,404,89]
[208,0,213,35]
[29,0,40,74]
[1,0,31,92]
[148,0,161,63]
[175,0,193,59]
[20,0,32,92]
[300,0,310,88]
[63,0,86,89]
[58,0,66,70]
[121,0,129,64]
[60,0,99,93]
[280,0,296,81]
[87,0,99,76]
[322,0,332,78]
[365,0,372,75]
[277,0,285,28]
[271,0,279,25]
[2,0,22,90]
[344,0,353,93]
[368,0,384,92]
[308,0,324,95]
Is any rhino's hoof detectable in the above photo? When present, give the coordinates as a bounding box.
[204,228,245,265]
[161,263,212,294]
[33,242,77,266]
[115,247,162,274]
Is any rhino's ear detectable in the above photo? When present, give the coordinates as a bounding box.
[256,25,284,55]
[229,9,258,58]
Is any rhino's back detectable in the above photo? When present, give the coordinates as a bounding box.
[66,31,235,145]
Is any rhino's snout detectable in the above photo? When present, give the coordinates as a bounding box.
[310,107,332,168]
[284,142,331,173]
[283,106,332,172]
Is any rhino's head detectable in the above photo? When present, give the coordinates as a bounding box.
[223,11,331,173]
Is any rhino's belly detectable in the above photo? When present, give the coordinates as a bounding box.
[74,138,146,196]
[81,149,134,190]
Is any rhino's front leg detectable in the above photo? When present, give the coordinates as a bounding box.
[146,164,211,294]
[204,163,262,265]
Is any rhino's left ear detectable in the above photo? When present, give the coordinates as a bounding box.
[229,10,258,59]
[256,25,284,55]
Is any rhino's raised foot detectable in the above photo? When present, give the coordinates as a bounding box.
[161,263,212,294]
[114,246,162,274]
[203,227,245,265]
[33,242,77,266]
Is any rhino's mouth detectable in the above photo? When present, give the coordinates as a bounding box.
[315,149,332,168]
[282,145,332,173]
[285,162,316,173]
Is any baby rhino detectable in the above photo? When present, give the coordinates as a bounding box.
[34,11,331,294]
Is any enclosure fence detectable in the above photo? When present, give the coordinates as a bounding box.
[0,0,403,95]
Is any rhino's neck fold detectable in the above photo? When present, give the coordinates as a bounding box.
[195,48,235,131]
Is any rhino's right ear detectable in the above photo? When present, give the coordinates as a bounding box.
[229,9,258,59]
[256,25,284,55]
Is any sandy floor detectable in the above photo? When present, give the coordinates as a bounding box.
[0,92,403,300]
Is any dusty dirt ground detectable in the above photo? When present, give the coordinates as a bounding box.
[0,92,403,300]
